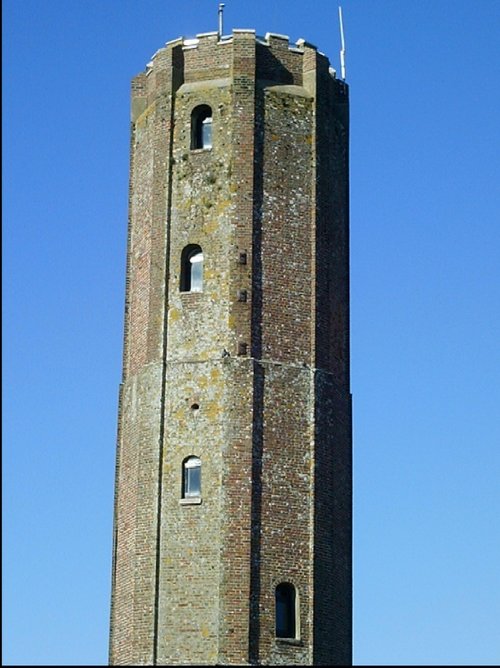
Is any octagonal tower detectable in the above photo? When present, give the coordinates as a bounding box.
[109,29,351,666]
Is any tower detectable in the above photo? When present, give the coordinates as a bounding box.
[109,28,351,666]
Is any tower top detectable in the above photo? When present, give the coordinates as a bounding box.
[142,28,342,82]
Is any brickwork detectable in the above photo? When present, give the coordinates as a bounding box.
[259,85,314,364]
[110,29,351,666]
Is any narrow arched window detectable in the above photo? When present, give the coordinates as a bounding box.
[180,245,203,293]
[182,456,201,498]
[191,105,213,150]
[275,582,298,639]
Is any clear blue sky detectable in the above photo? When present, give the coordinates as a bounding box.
[3,1,500,665]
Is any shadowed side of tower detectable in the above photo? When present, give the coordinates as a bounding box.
[109,29,351,666]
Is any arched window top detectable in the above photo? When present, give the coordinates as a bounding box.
[275,582,298,639]
[180,244,203,293]
[191,105,213,150]
[184,455,201,469]
[182,456,201,498]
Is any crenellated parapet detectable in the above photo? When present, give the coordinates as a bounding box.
[133,29,345,103]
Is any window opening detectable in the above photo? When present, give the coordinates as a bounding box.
[275,582,297,639]
[180,245,203,292]
[191,105,213,150]
[183,456,201,498]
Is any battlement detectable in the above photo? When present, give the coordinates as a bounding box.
[140,28,338,86]
[133,28,347,104]
[160,29,316,54]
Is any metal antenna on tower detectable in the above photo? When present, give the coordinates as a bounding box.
[338,6,346,80]
[218,3,225,40]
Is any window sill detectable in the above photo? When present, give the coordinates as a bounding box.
[275,638,303,647]
[179,497,202,505]
[190,147,212,154]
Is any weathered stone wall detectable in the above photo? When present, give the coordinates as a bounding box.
[110,45,180,666]
[218,33,258,665]
[110,29,351,667]
[167,81,234,361]
[313,373,352,666]
[259,85,314,364]
[256,363,314,666]
[157,359,230,665]
[110,365,163,665]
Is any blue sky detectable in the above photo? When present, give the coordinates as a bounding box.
[3,1,500,665]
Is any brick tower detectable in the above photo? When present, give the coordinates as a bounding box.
[109,28,351,666]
